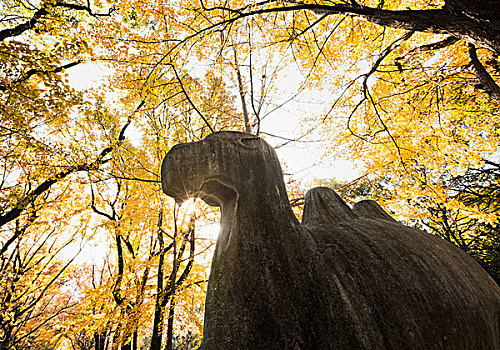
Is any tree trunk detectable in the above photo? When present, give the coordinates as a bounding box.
[150,221,166,350]
[94,332,106,350]
[165,297,176,350]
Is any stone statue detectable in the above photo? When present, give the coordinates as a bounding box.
[161,131,500,349]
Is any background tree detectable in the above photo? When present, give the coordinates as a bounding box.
[311,176,390,203]
[0,1,128,348]
[1,1,213,347]
[424,160,500,284]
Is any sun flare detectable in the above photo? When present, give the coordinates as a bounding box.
[180,198,197,216]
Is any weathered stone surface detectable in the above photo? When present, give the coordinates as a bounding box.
[161,131,500,350]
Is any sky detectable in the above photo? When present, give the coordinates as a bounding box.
[260,108,363,184]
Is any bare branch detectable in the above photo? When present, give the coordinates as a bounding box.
[232,47,251,133]
[109,175,161,183]
[53,1,115,17]
[169,64,215,133]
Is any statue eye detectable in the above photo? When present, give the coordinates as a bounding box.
[239,137,260,149]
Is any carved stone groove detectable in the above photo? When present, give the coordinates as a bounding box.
[161,131,500,350]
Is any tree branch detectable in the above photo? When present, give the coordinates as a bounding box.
[112,233,125,305]
[169,64,215,133]
[0,2,113,41]
[53,1,115,17]
[395,36,459,67]
[364,31,414,82]
[0,61,81,92]
[232,47,251,133]
[205,4,448,35]
[90,185,115,221]
[0,7,48,41]
[468,44,500,103]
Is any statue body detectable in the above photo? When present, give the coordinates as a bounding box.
[161,132,500,350]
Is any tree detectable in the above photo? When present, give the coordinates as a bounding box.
[47,48,240,348]
[96,0,500,113]
[311,175,389,203]
[0,207,83,349]
[427,160,500,284]
[0,2,137,346]
[0,0,122,257]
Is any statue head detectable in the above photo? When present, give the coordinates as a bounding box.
[161,131,286,207]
